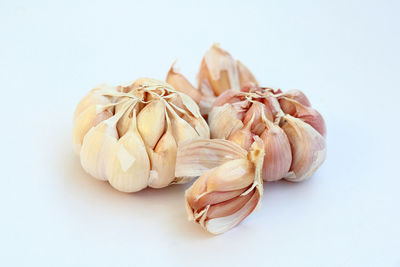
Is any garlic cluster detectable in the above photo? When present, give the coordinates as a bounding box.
[209,85,327,182]
[73,78,209,192]
[169,44,327,234]
[166,43,256,116]
[72,44,327,236]
[175,137,264,234]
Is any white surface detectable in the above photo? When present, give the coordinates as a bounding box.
[1,0,399,266]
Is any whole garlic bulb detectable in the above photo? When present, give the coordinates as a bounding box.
[166,43,256,116]
[175,137,265,234]
[209,85,327,182]
[72,78,210,192]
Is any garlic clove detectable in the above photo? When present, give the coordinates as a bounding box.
[237,60,258,89]
[80,100,133,181]
[280,115,326,182]
[73,85,113,120]
[175,138,248,178]
[279,97,326,137]
[136,99,166,149]
[72,105,113,154]
[191,187,248,211]
[281,89,311,107]
[184,136,265,234]
[242,101,274,134]
[260,120,292,181]
[170,93,210,139]
[208,104,244,139]
[108,110,150,192]
[175,92,203,119]
[263,95,285,121]
[197,43,240,96]
[228,116,254,151]
[206,190,255,219]
[146,115,178,188]
[79,118,119,181]
[181,113,210,139]
[185,168,213,209]
[166,64,202,104]
[166,104,199,144]
[206,159,254,192]
[205,190,260,234]
[116,101,137,138]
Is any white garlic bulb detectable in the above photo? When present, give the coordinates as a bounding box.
[73,78,210,192]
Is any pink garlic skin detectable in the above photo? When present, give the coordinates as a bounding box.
[228,127,254,151]
[210,86,327,182]
[278,97,326,137]
[212,90,244,108]
[260,122,292,181]
[281,89,311,107]
[242,101,274,130]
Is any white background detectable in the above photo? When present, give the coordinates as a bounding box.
[1,0,399,266]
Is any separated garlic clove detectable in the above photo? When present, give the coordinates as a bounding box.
[279,97,326,137]
[136,99,166,149]
[237,60,258,89]
[72,105,113,154]
[190,187,249,211]
[208,104,244,139]
[204,190,260,234]
[146,115,178,188]
[280,115,326,182]
[206,190,256,219]
[108,109,151,192]
[166,64,202,104]
[198,43,240,96]
[260,120,292,181]
[175,138,247,178]
[205,159,255,192]
[181,137,264,234]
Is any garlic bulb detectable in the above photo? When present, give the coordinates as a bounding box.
[176,137,264,234]
[166,43,256,116]
[73,78,210,192]
[208,85,327,182]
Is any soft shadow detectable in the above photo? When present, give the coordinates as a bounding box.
[56,127,211,239]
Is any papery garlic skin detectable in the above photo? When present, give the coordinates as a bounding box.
[209,85,327,182]
[73,78,210,192]
[177,137,264,234]
[280,115,326,182]
[166,64,202,104]
[166,44,257,117]
[198,43,240,96]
